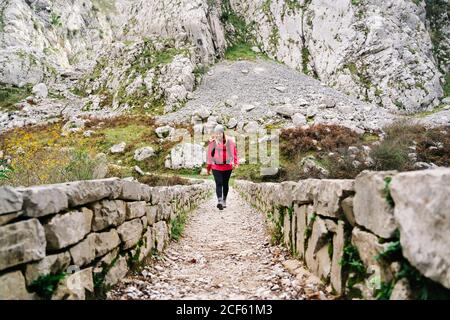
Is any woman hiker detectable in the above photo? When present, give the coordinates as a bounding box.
[206,124,239,210]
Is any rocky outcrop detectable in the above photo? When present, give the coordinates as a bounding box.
[228,0,447,112]
[165,142,206,169]
[0,178,212,299]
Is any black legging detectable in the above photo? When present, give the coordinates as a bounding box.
[212,169,232,200]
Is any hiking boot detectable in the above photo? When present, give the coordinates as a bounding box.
[223,199,227,208]
[217,198,223,210]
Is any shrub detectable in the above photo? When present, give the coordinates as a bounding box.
[370,141,410,171]
[0,126,99,187]
[280,124,360,158]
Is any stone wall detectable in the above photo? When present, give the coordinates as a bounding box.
[0,178,212,300]
[235,168,450,299]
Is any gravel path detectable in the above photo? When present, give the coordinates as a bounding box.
[108,188,333,300]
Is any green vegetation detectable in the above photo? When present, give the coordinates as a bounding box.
[443,72,450,97]
[0,3,6,32]
[224,43,260,61]
[220,0,254,45]
[268,206,285,245]
[92,255,120,299]
[371,140,409,171]
[29,272,67,299]
[375,236,450,300]
[340,242,366,298]
[425,0,449,74]
[344,62,372,102]
[269,26,280,52]
[171,211,188,241]
[0,83,32,111]
[75,38,187,112]
[382,176,395,208]
[50,12,62,27]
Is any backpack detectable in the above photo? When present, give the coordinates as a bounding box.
[210,139,233,165]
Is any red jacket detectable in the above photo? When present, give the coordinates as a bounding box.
[206,137,238,171]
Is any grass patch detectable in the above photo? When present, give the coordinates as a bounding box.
[225,42,259,61]
[0,83,32,111]
[170,211,188,241]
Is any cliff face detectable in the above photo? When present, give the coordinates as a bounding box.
[0,0,225,86]
[0,0,448,115]
[227,0,448,112]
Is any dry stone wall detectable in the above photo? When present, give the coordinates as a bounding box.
[0,178,211,300]
[235,168,450,300]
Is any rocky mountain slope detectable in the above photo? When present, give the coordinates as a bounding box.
[0,0,449,131]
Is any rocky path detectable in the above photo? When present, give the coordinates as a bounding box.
[108,188,333,300]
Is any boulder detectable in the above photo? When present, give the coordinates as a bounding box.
[0,271,36,300]
[19,185,68,218]
[165,143,205,169]
[133,147,155,161]
[25,252,71,286]
[117,219,143,250]
[227,117,238,129]
[44,208,93,250]
[243,121,260,134]
[390,168,450,289]
[353,171,398,238]
[0,219,46,271]
[0,186,23,214]
[69,234,96,267]
[299,156,329,179]
[90,200,126,232]
[110,142,126,154]
[194,106,211,120]
[52,268,93,300]
[93,229,121,258]
[275,104,295,117]
[92,153,108,179]
[292,113,307,126]
[241,103,256,112]
[32,83,48,99]
[155,126,174,139]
